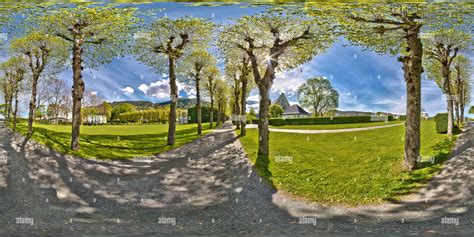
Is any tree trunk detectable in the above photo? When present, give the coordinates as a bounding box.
[400,30,422,171]
[27,75,39,137]
[454,101,460,127]
[257,82,271,158]
[13,88,19,131]
[460,103,465,124]
[71,42,85,151]
[167,56,178,145]
[240,78,247,136]
[209,96,214,129]
[217,103,221,126]
[442,64,453,136]
[196,76,202,135]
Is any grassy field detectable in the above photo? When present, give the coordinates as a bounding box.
[239,120,455,206]
[16,123,215,159]
[269,120,403,130]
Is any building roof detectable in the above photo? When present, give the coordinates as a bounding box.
[273,93,291,110]
[283,104,310,115]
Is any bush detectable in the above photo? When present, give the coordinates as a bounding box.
[283,116,373,125]
[188,106,218,123]
[399,115,406,121]
[246,114,257,124]
[269,118,285,126]
[434,113,460,134]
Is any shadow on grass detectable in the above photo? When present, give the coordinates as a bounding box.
[388,136,457,198]
[15,124,212,159]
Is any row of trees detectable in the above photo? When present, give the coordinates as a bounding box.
[0,3,472,172]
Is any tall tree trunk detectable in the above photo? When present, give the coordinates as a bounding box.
[217,103,221,126]
[71,42,85,151]
[257,82,271,158]
[196,76,202,135]
[209,95,214,129]
[454,101,460,127]
[460,103,465,124]
[13,88,19,131]
[240,78,247,136]
[400,30,422,171]
[442,64,453,136]
[167,56,178,145]
[27,75,39,137]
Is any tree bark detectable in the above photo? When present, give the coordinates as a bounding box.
[442,64,453,136]
[27,75,39,137]
[454,101,460,127]
[209,95,214,129]
[13,87,19,131]
[257,82,271,157]
[216,103,221,126]
[400,30,423,171]
[71,41,85,151]
[196,75,202,135]
[240,77,247,136]
[167,56,178,145]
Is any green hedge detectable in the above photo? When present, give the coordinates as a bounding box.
[252,115,394,126]
[434,113,460,134]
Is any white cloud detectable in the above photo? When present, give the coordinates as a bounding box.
[90,91,97,96]
[121,86,134,95]
[138,79,190,99]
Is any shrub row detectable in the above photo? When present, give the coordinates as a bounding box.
[251,115,394,126]
[434,113,460,134]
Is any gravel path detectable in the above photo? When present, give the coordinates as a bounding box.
[0,121,472,236]
[246,123,404,134]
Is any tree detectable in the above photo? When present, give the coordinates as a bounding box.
[37,5,138,150]
[423,29,470,135]
[215,78,229,125]
[202,65,220,129]
[452,55,471,124]
[297,77,339,117]
[322,2,473,170]
[10,32,68,136]
[99,102,112,121]
[0,56,27,130]
[220,12,335,159]
[134,16,213,145]
[269,104,283,118]
[469,106,474,114]
[111,103,136,121]
[45,77,70,124]
[218,36,255,136]
[181,49,216,134]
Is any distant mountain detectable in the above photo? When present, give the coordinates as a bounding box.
[109,98,211,110]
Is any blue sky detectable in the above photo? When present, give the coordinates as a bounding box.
[3,2,474,117]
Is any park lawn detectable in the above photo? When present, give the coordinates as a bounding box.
[16,123,215,159]
[269,120,403,130]
[239,120,455,206]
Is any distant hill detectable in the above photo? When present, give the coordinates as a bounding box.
[109,98,211,110]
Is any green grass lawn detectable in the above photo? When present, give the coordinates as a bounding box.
[269,120,403,130]
[239,120,455,206]
[16,123,215,159]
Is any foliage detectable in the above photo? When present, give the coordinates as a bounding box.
[188,106,218,123]
[434,113,460,134]
[297,77,339,116]
[269,104,284,118]
[111,103,137,120]
[36,4,139,69]
[133,16,214,73]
